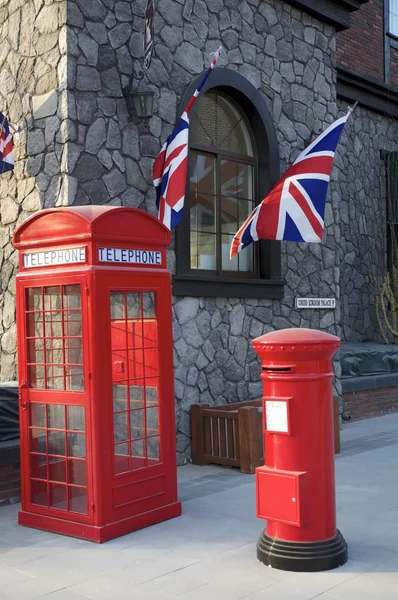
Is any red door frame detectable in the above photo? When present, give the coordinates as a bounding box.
[17,273,95,525]
[94,270,178,522]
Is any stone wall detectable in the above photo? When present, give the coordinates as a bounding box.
[0,0,394,465]
[0,0,67,381]
[336,102,398,343]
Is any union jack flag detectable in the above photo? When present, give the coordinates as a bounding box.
[230,110,352,258]
[0,112,14,175]
[153,47,222,230]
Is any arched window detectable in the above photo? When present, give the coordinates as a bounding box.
[189,91,256,275]
[174,69,283,300]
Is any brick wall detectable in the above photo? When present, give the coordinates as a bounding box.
[337,0,385,83]
[390,47,398,85]
[0,464,20,507]
[343,386,398,421]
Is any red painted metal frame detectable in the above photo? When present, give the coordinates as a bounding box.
[256,467,308,527]
[14,207,181,542]
[17,273,94,526]
[93,272,179,528]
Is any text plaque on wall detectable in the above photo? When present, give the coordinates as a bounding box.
[295,298,336,309]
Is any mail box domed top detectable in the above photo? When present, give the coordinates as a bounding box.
[13,206,171,250]
[254,328,340,346]
[252,328,340,362]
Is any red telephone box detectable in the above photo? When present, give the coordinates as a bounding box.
[13,206,181,542]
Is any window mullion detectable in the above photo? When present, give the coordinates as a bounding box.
[216,153,222,275]
[253,158,260,277]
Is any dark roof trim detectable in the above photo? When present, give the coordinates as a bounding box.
[173,274,285,299]
[337,66,398,118]
[284,0,368,31]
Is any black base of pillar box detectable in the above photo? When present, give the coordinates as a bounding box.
[257,530,348,572]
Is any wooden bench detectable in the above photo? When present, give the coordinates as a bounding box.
[191,397,341,474]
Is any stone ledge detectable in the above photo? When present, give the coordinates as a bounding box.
[342,373,398,393]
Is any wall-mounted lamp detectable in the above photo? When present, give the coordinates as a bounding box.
[123,70,154,120]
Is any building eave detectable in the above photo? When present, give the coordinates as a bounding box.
[284,0,369,31]
[337,66,398,118]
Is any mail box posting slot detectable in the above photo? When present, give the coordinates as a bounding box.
[262,365,296,373]
[256,467,307,527]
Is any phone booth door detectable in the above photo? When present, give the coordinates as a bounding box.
[18,274,94,525]
[101,273,177,517]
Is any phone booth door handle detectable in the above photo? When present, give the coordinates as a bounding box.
[19,380,28,410]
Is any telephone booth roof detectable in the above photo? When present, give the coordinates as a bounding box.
[13,206,171,250]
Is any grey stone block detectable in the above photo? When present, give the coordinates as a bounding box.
[73,154,105,182]
[82,179,109,204]
[86,118,106,153]
[27,130,46,156]
[97,46,117,71]
[103,169,127,197]
[174,42,204,73]
[158,0,183,26]
[122,123,140,160]
[101,67,122,97]
[75,0,106,22]
[108,23,131,49]
[115,1,132,22]
[76,66,101,91]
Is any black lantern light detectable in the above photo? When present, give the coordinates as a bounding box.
[123,70,154,120]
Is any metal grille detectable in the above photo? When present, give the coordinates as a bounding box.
[29,403,88,514]
[26,285,84,391]
[110,291,161,475]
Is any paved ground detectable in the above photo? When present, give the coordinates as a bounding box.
[1,414,398,599]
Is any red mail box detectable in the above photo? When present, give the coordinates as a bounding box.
[252,328,347,572]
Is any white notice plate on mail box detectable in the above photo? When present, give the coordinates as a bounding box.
[265,399,290,434]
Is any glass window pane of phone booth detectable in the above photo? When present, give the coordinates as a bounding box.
[25,285,84,392]
[111,291,161,475]
[28,403,88,515]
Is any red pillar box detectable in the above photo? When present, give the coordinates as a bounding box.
[13,206,181,543]
[252,328,347,572]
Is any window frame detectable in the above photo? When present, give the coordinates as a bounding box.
[385,150,398,270]
[190,114,258,278]
[385,0,398,85]
[388,0,398,37]
[174,68,284,300]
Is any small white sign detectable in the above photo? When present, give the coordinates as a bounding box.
[23,247,86,268]
[295,297,336,309]
[98,247,162,265]
[266,400,289,434]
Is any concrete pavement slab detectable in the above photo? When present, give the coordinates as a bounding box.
[0,413,397,599]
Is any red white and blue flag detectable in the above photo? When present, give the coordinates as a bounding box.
[230,110,352,258]
[0,112,14,175]
[153,47,222,230]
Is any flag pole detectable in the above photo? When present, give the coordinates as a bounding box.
[0,114,6,176]
[153,45,222,229]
